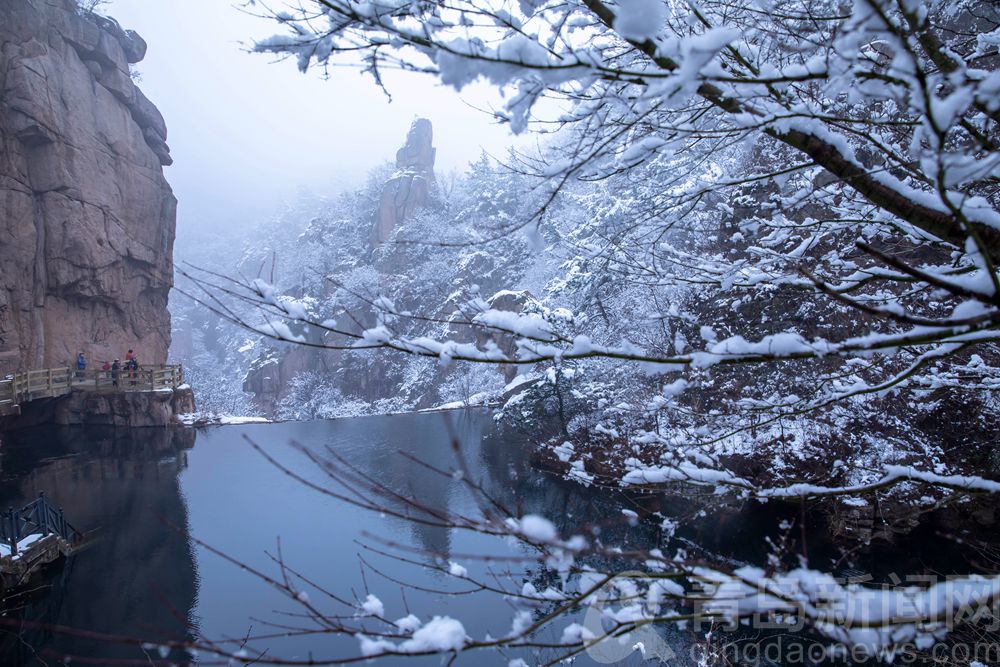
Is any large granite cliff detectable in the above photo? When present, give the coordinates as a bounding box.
[372,117,436,244]
[243,119,440,414]
[0,0,175,374]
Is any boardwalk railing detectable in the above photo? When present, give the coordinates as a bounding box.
[1,492,83,556]
[0,364,184,416]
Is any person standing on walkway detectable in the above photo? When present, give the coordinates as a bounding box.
[111,359,120,389]
[125,349,136,387]
[128,356,139,386]
[75,352,86,381]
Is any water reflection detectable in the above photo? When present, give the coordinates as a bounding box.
[178,411,513,662]
[0,426,197,665]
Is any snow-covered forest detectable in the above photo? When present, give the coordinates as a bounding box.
[167,0,1000,662]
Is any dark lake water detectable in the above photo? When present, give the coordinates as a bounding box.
[0,411,656,666]
[0,410,991,666]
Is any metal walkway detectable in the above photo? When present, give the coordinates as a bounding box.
[0,492,84,588]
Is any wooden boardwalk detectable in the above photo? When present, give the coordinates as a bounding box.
[0,365,184,417]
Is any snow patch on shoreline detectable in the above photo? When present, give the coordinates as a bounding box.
[177,413,272,426]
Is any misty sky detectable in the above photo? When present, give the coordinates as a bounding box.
[105,0,523,234]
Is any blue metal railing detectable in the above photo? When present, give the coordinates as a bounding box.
[1,492,83,556]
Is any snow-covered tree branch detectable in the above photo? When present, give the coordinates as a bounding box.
[160,3,1000,661]
[236,0,1000,419]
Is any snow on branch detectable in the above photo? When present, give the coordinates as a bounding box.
[254,0,1000,257]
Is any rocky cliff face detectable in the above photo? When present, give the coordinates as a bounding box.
[0,0,175,374]
[240,120,439,414]
[372,118,436,244]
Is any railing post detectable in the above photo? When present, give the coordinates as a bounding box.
[38,491,48,535]
[3,508,9,555]
[9,506,17,555]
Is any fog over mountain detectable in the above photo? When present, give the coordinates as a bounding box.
[105,0,522,234]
